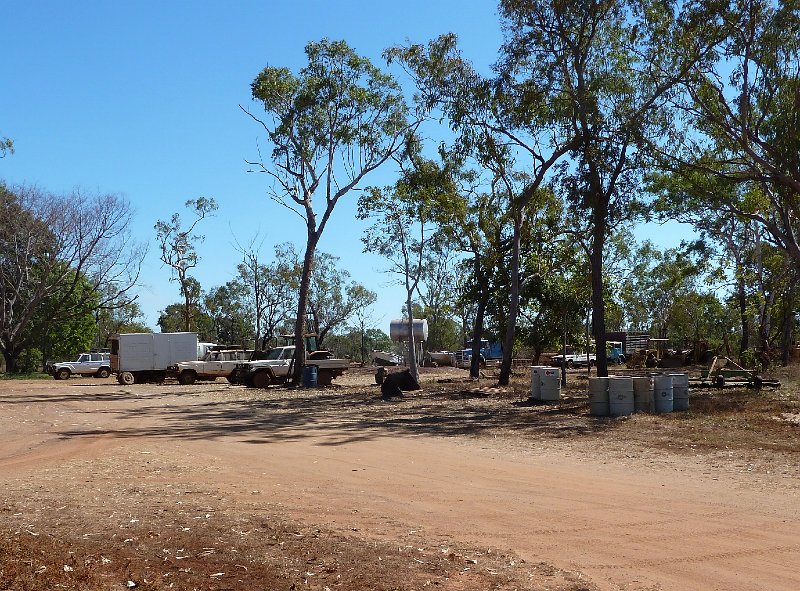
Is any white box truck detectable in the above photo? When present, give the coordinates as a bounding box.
[110,332,198,385]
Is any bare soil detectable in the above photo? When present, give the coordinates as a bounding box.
[1,365,799,591]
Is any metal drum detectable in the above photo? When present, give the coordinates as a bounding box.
[671,372,689,411]
[530,366,547,400]
[653,374,674,413]
[540,367,561,400]
[608,376,635,416]
[588,377,610,416]
[632,376,654,413]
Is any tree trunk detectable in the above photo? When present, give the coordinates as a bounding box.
[590,207,609,378]
[499,211,523,386]
[469,251,488,379]
[406,293,419,383]
[737,276,749,354]
[291,234,318,385]
[781,279,796,366]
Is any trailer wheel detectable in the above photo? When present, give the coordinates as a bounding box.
[118,371,135,385]
[317,369,333,386]
[178,370,197,385]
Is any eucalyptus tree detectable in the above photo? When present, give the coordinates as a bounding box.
[1,184,143,372]
[666,0,800,264]
[387,35,577,384]
[498,0,707,376]
[243,39,414,384]
[358,156,458,381]
[154,197,217,332]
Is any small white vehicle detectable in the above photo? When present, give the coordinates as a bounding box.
[236,345,349,388]
[48,351,112,380]
[167,348,252,385]
[550,352,597,368]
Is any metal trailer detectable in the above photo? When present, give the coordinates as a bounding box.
[110,332,198,385]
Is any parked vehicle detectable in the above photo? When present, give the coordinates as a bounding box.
[454,339,502,369]
[550,351,597,368]
[235,345,349,388]
[607,341,626,364]
[110,332,198,385]
[48,351,112,380]
[371,350,403,366]
[167,347,252,385]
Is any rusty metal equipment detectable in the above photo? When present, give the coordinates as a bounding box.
[698,356,780,389]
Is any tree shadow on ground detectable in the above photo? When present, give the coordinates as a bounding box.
[39,379,623,447]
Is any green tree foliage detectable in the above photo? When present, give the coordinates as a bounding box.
[668,0,800,264]
[0,135,12,158]
[359,155,459,381]
[244,39,413,384]
[1,183,142,372]
[203,282,253,346]
[154,197,218,332]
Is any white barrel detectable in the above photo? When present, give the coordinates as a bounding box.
[389,319,429,342]
[539,367,562,401]
[588,377,609,416]
[670,372,689,411]
[530,366,547,400]
[653,374,674,413]
[608,376,635,416]
[632,376,654,413]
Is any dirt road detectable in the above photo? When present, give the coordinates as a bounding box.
[1,374,798,590]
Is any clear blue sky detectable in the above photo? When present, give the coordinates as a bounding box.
[1,1,687,335]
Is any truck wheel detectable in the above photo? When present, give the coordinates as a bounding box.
[95,367,110,379]
[56,368,71,380]
[178,370,197,385]
[566,360,574,369]
[118,372,135,385]
[250,370,271,389]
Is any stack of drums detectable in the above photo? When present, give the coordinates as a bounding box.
[530,366,547,400]
[608,376,635,416]
[671,372,690,411]
[588,377,610,416]
[632,376,654,413]
[540,367,562,401]
[653,374,674,413]
[530,366,562,401]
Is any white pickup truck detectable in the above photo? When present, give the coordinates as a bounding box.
[236,345,349,388]
[167,348,252,385]
[549,352,597,368]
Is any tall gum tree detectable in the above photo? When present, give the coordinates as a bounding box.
[243,39,414,384]
[387,35,578,384]
[499,0,709,376]
[661,1,800,265]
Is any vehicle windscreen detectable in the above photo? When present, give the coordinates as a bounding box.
[265,348,285,360]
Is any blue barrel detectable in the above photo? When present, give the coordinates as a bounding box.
[302,365,318,387]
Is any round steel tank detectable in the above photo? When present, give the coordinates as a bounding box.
[653,374,674,414]
[588,377,610,416]
[539,367,562,401]
[530,366,549,400]
[389,319,429,342]
[608,376,635,416]
[670,372,689,411]
[632,376,654,413]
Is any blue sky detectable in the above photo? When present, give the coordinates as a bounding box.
[1,1,687,335]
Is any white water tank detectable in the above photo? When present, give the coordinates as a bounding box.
[389,319,429,342]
